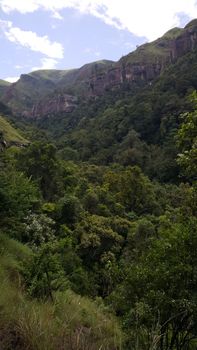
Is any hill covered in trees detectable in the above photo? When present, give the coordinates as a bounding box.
[0,19,197,350]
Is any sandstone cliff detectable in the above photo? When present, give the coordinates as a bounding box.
[1,19,197,118]
[89,19,197,95]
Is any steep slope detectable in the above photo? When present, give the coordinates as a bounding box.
[0,233,122,350]
[1,19,197,118]
[35,44,197,181]
[0,115,28,146]
[1,60,114,117]
[0,79,10,98]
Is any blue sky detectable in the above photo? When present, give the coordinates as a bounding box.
[0,0,197,82]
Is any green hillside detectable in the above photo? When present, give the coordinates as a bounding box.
[0,79,10,86]
[120,24,189,66]
[0,102,196,348]
[34,46,197,182]
[0,115,28,143]
[0,232,122,350]
[0,60,114,115]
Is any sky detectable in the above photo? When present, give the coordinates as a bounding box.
[0,0,197,82]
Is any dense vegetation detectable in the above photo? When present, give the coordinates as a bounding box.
[31,48,197,184]
[0,22,197,347]
[0,88,196,349]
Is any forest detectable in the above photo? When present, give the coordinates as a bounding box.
[0,22,197,349]
[0,86,196,349]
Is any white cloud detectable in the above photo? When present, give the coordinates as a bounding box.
[32,57,58,70]
[4,76,19,83]
[0,0,40,14]
[0,19,64,58]
[0,0,197,40]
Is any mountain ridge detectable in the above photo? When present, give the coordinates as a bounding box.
[1,19,197,118]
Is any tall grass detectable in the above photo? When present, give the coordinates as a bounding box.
[0,233,123,349]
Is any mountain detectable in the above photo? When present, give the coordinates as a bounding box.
[0,60,114,117]
[1,19,197,350]
[26,21,195,182]
[32,46,195,182]
[1,19,197,118]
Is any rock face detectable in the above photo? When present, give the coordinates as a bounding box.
[89,20,197,95]
[1,19,197,118]
[89,66,123,95]
[169,23,197,59]
[30,94,78,118]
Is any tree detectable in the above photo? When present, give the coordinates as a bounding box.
[104,166,158,215]
[110,216,197,349]
[0,166,40,239]
[24,241,66,301]
[23,213,55,246]
[177,91,197,181]
[17,142,64,201]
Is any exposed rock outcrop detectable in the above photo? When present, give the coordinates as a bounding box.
[1,19,197,118]
[29,94,77,118]
[88,20,197,95]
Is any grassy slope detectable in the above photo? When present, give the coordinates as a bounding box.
[0,80,11,87]
[121,20,197,66]
[0,115,28,143]
[121,27,183,66]
[0,233,122,350]
[29,62,114,87]
[29,69,77,83]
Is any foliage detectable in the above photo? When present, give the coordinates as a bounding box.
[31,48,197,183]
[177,91,197,181]
[0,165,40,239]
[0,115,28,143]
[17,142,64,201]
[110,216,197,349]
[0,43,197,348]
[0,234,122,350]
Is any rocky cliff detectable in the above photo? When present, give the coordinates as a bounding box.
[30,94,78,118]
[89,19,197,95]
[1,19,197,118]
